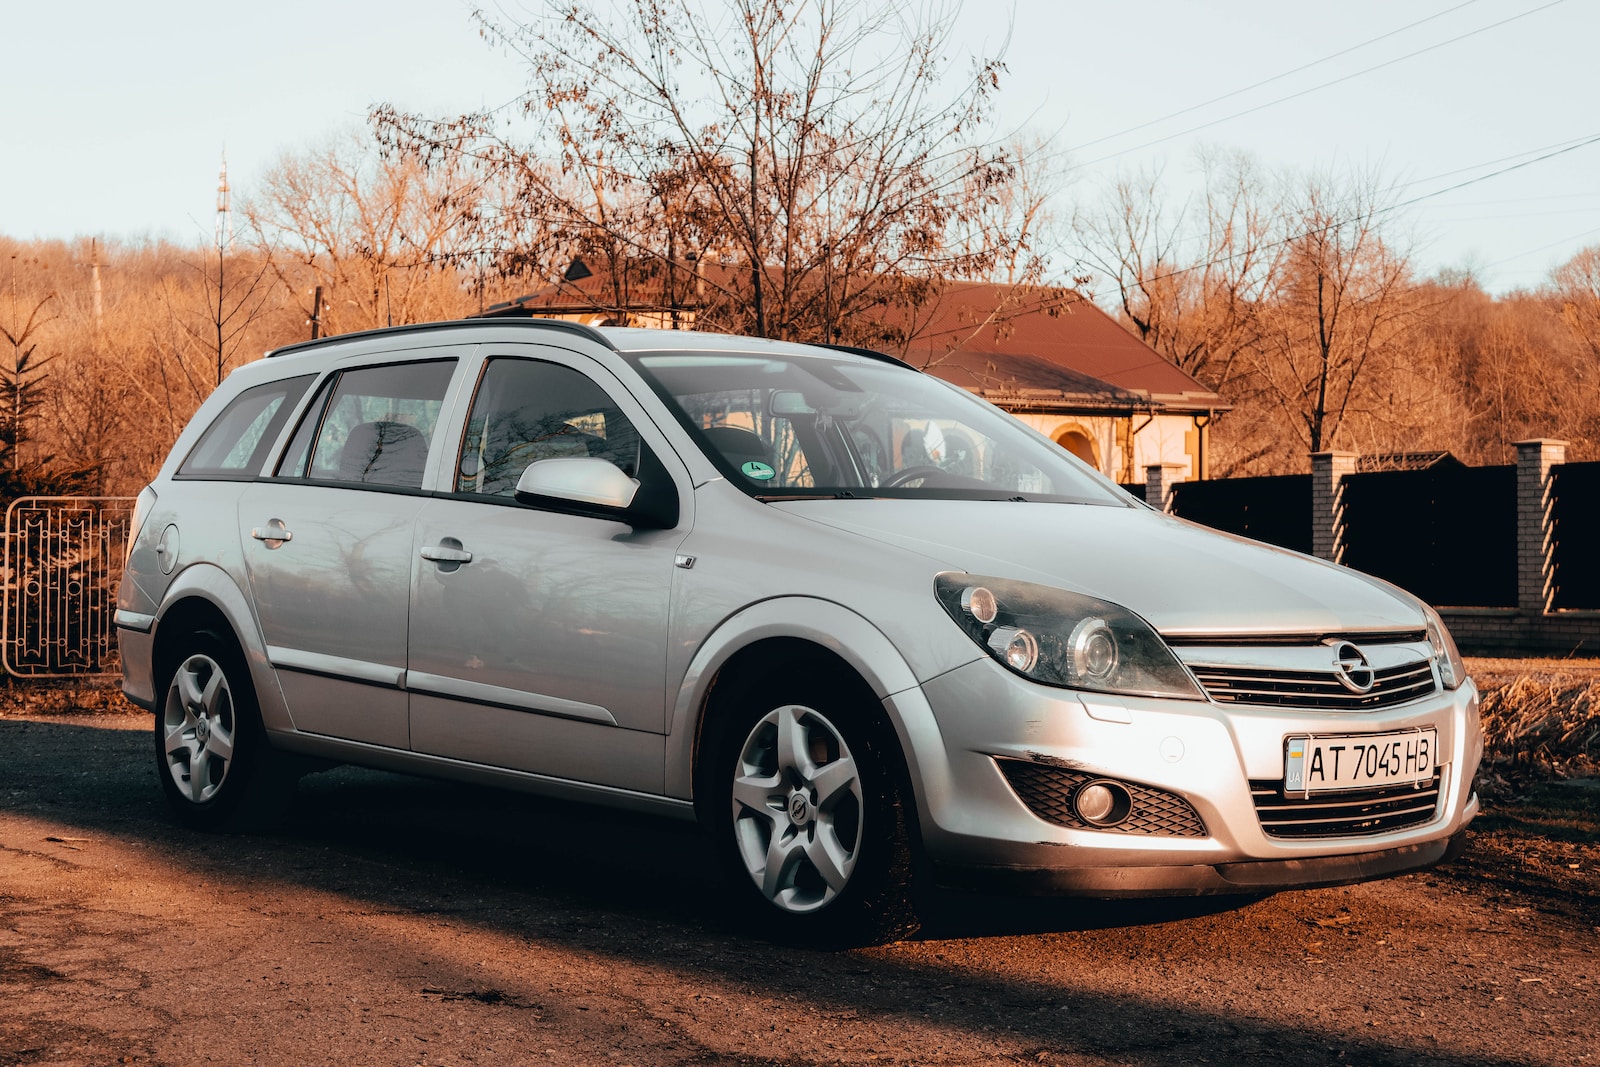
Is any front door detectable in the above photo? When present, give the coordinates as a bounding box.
[405,352,688,793]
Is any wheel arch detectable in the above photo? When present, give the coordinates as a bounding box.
[151,563,293,733]
[665,597,949,826]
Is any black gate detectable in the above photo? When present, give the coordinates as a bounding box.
[1168,475,1313,554]
[1341,463,1516,608]
[1551,461,1600,610]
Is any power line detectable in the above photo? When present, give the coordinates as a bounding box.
[1391,132,1600,213]
[1390,132,1600,191]
[1068,0,1483,154]
[1072,130,1600,304]
[1067,0,1568,172]
[1483,224,1600,268]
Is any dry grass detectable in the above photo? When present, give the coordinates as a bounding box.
[0,677,136,718]
[1468,657,1600,778]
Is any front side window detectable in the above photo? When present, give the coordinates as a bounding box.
[177,376,314,480]
[277,360,455,489]
[627,351,1129,505]
[454,358,642,497]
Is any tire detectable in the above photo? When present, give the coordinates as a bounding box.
[155,630,294,832]
[701,669,920,947]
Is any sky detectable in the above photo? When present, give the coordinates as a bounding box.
[2,0,1596,295]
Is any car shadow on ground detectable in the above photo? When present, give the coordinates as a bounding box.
[0,716,1539,1067]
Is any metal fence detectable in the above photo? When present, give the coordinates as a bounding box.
[1168,474,1313,554]
[1551,461,1600,610]
[1340,464,1517,608]
[3,496,136,678]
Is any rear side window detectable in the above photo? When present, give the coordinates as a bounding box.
[177,376,314,480]
[277,360,456,489]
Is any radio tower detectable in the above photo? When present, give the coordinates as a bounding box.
[215,151,233,250]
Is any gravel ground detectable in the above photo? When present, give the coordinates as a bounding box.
[1,705,1596,1067]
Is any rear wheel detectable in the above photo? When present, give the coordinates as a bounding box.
[703,671,919,946]
[156,631,293,831]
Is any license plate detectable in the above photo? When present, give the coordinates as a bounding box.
[1283,728,1438,794]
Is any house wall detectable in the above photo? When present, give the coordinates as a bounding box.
[1016,413,1199,483]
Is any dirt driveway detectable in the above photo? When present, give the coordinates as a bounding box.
[1,708,1595,1067]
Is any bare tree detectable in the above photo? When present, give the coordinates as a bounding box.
[1071,151,1278,395]
[244,131,491,335]
[375,0,1031,350]
[1248,170,1416,457]
[1551,244,1600,362]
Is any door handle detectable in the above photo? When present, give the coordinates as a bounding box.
[250,519,293,549]
[420,538,473,570]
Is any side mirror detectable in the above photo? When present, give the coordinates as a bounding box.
[515,456,639,509]
[514,454,679,530]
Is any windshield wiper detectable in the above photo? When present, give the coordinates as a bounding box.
[755,490,879,502]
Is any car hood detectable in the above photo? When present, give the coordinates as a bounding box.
[770,498,1423,636]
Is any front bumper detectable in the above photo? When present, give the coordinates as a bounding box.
[934,830,1468,897]
[892,656,1481,895]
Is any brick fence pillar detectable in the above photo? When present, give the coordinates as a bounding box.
[1310,451,1358,563]
[1144,463,1185,513]
[1515,439,1566,615]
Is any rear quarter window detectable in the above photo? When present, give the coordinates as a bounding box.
[176,376,314,480]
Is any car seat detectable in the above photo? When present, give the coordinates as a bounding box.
[339,420,430,488]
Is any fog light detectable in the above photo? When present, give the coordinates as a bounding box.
[1073,780,1133,827]
[988,627,1039,673]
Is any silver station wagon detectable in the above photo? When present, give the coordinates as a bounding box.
[116,319,1482,943]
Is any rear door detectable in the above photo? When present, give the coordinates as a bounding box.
[238,354,461,748]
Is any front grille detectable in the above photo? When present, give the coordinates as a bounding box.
[997,759,1206,837]
[1191,659,1436,710]
[1250,773,1442,839]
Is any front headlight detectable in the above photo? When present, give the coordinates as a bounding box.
[935,573,1203,700]
[1423,604,1467,690]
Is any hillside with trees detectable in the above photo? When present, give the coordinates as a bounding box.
[4,0,1597,497]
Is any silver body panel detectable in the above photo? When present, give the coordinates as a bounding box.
[117,321,1481,895]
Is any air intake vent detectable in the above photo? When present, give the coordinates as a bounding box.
[1250,773,1442,839]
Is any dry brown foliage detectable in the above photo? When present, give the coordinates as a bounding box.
[1471,660,1600,777]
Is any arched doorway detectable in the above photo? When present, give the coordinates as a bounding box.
[1055,427,1100,470]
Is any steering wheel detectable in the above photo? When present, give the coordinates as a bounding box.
[881,465,947,488]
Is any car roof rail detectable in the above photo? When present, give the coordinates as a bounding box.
[264,317,617,358]
[814,342,917,372]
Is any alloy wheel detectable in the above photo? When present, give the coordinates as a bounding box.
[162,653,238,804]
[730,703,865,914]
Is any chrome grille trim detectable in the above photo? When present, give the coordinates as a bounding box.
[1190,659,1436,710]
[1250,773,1442,839]
[997,759,1207,837]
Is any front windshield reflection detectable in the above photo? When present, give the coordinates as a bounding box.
[628,351,1131,505]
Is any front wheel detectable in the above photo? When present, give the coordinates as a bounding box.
[156,631,293,831]
[703,675,918,946]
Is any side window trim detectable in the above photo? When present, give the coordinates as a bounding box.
[174,375,316,481]
[269,356,459,491]
[440,348,688,528]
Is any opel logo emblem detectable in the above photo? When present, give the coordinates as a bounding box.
[788,794,810,823]
[1331,641,1376,693]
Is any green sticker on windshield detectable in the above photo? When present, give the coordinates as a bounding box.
[741,460,776,481]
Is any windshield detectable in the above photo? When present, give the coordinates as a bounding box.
[626,349,1132,505]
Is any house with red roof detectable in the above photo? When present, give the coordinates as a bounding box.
[478,261,1226,486]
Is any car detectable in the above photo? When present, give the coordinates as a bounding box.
[115,318,1482,944]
